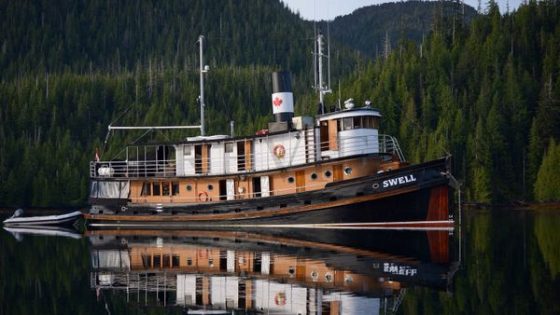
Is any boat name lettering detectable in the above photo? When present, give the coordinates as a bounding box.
[382,174,417,188]
[383,263,417,276]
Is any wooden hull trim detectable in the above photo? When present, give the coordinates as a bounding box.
[85,185,420,222]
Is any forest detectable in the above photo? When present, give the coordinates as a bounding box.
[0,0,559,207]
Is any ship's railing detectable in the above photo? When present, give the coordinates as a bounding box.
[90,159,176,178]
[378,134,406,162]
[90,133,405,178]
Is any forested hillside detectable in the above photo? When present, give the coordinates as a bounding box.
[330,0,478,57]
[0,0,559,207]
[325,0,560,203]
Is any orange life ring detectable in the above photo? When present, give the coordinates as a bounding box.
[198,192,209,202]
[273,144,286,159]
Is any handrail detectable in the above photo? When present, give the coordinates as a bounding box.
[90,133,405,179]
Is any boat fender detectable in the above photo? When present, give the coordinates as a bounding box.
[372,182,380,190]
[198,192,209,202]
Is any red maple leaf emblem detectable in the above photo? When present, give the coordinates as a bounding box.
[273,96,283,107]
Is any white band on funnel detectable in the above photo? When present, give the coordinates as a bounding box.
[271,92,294,114]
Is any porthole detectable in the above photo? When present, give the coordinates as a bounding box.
[310,173,318,180]
[344,167,352,175]
[288,266,295,277]
[186,184,192,191]
[288,177,295,183]
[324,170,332,178]
[208,184,214,191]
[310,270,319,281]
[325,272,333,283]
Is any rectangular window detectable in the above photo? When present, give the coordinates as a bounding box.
[163,255,171,268]
[353,117,362,129]
[172,255,180,268]
[141,254,152,268]
[153,183,161,196]
[342,118,353,130]
[154,255,161,268]
[162,182,170,196]
[184,145,192,156]
[225,142,234,153]
[172,182,180,196]
[141,182,151,196]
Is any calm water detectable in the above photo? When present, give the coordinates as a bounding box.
[0,208,559,315]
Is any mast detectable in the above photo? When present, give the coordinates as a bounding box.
[104,36,209,140]
[314,33,331,114]
[197,35,208,136]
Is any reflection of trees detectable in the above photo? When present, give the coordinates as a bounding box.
[399,209,560,315]
[534,214,560,279]
[0,231,149,315]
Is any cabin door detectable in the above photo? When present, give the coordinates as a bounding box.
[224,142,237,173]
[328,120,339,150]
[226,179,235,200]
[237,142,245,171]
[260,176,270,197]
[195,145,202,174]
[252,177,261,197]
[333,164,343,182]
[296,170,305,193]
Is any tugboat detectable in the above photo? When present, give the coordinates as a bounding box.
[85,35,456,229]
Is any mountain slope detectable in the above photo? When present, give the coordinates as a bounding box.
[330,1,478,57]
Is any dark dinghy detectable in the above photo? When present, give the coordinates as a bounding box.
[2,209,83,227]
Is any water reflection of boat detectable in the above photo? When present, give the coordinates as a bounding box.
[88,229,458,313]
[4,225,82,240]
[2,208,82,227]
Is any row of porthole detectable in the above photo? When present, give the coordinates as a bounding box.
[186,184,213,191]
[286,167,352,183]
[183,167,354,191]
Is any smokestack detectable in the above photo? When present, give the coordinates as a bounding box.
[271,71,294,124]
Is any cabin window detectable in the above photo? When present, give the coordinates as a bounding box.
[154,255,161,268]
[172,182,179,195]
[142,254,151,268]
[225,142,234,153]
[310,173,318,180]
[353,116,362,128]
[162,182,170,196]
[184,145,192,156]
[363,116,380,129]
[208,258,214,267]
[186,184,192,191]
[342,118,354,130]
[141,182,151,196]
[172,255,180,268]
[344,167,352,175]
[208,184,214,191]
[287,177,295,184]
[324,170,332,178]
[163,255,171,268]
[187,258,193,266]
[153,183,161,196]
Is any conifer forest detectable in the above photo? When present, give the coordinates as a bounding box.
[0,0,559,207]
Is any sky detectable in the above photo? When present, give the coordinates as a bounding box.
[281,0,524,21]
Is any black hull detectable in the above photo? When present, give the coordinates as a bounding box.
[87,158,453,228]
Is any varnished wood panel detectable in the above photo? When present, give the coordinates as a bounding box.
[328,120,338,150]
